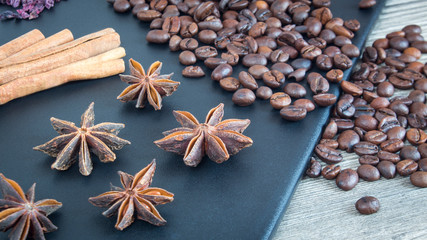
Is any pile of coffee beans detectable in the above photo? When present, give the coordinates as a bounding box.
[306,24,427,213]
[108,0,365,121]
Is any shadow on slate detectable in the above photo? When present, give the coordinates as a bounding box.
[0,1,384,239]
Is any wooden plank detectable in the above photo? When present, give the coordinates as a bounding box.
[274,0,427,239]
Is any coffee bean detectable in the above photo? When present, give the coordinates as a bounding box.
[306,158,322,178]
[341,44,360,58]
[219,77,240,92]
[370,97,390,110]
[334,36,352,47]
[408,113,427,129]
[146,30,170,43]
[256,86,273,100]
[389,73,415,89]
[315,54,333,71]
[386,126,406,141]
[179,51,197,65]
[375,108,396,121]
[336,169,359,191]
[129,0,144,7]
[114,0,131,13]
[357,164,380,181]
[291,58,312,69]
[418,158,427,171]
[362,131,385,145]
[380,139,404,153]
[354,105,375,118]
[389,36,409,51]
[407,128,427,146]
[338,130,360,152]
[270,49,289,63]
[248,65,269,79]
[310,76,329,94]
[315,144,343,164]
[138,10,162,21]
[326,69,344,83]
[334,118,355,131]
[411,41,427,53]
[336,99,355,118]
[408,90,425,103]
[359,155,380,165]
[415,78,427,92]
[301,45,322,60]
[341,80,363,96]
[400,145,421,161]
[322,120,338,139]
[263,70,285,88]
[355,196,380,215]
[169,35,182,51]
[378,116,400,133]
[294,99,316,112]
[322,164,341,180]
[204,58,227,69]
[410,171,427,188]
[283,83,306,98]
[280,105,307,121]
[194,46,218,60]
[344,19,360,32]
[232,88,256,106]
[313,93,337,107]
[333,54,353,70]
[396,159,418,176]
[354,141,379,156]
[319,139,339,149]
[270,92,291,109]
[182,66,205,78]
[211,64,233,81]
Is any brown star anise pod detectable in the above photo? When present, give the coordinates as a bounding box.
[154,103,253,167]
[117,59,180,110]
[88,159,173,230]
[0,174,62,240]
[33,102,131,176]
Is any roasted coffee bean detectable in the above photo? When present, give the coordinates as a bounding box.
[354,141,378,156]
[338,130,360,152]
[419,143,427,158]
[363,130,386,145]
[307,38,327,49]
[333,54,353,70]
[150,18,164,29]
[322,164,341,180]
[248,65,269,79]
[385,48,402,58]
[319,139,339,149]
[283,83,306,99]
[400,146,421,161]
[411,41,427,53]
[402,24,422,35]
[376,81,394,97]
[256,36,277,49]
[306,158,322,178]
[341,81,363,97]
[198,16,223,31]
[270,49,289,63]
[380,139,404,153]
[336,99,355,118]
[408,113,427,129]
[290,58,311,70]
[410,171,427,188]
[242,54,267,67]
[271,63,294,76]
[408,90,425,103]
[398,116,408,128]
[336,169,359,191]
[313,93,337,107]
[354,105,375,118]
[238,71,258,90]
[418,158,427,171]
[370,97,390,110]
[179,38,198,50]
[256,86,273,100]
[410,102,427,117]
[263,70,285,88]
[315,144,343,164]
[386,126,406,141]
[179,51,197,65]
[314,54,332,71]
[355,115,378,131]
[114,0,131,13]
[169,35,182,51]
[324,46,341,57]
[270,92,291,109]
[377,150,400,163]
[341,44,360,58]
[204,58,227,69]
[280,105,307,121]
[180,22,198,38]
[310,76,329,94]
[294,99,316,112]
[415,78,427,92]
[288,68,306,82]
[220,52,238,66]
[322,120,338,139]
[396,159,418,176]
[146,30,170,43]
[182,66,205,78]
[211,64,233,81]
[334,36,352,47]
[300,45,322,60]
[332,25,354,39]
[377,160,396,179]
[385,57,406,71]
[138,10,162,21]
[357,164,380,181]
[354,126,367,139]
[162,16,180,34]
[198,30,217,44]
[325,69,344,83]
[367,70,386,85]
[344,19,360,32]
[375,108,396,121]
[132,3,149,15]
[389,36,409,51]
[355,196,380,215]
[219,77,240,92]
[389,101,409,116]
[232,88,256,106]
[334,118,355,132]
[389,73,414,89]
[194,46,218,60]
[378,116,400,133]
[359,155,380,166]
[407,128,427,146]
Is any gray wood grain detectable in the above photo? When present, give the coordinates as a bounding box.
[274,0,427,239]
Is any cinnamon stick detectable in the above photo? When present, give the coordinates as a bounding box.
[3,29,74,64]
[0,32,121,85]
[0,28,115,68]
[0,47,126,105]
[0,29,45,61]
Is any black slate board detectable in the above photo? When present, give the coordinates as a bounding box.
[0,1,384,239]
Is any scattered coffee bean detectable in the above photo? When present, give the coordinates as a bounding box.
[400,145,421,161]
[284,83,306,98]
[280,105,307,121]
[410,171,427,188]
[322,164,341,180]
[355,196,380,215]
[232,88,256,106]
[179,51,196,65]
[270,92,291,110]
[238,71,258,90]
[256,86,273,100]
[336,168,359,191]
[359,155,380,166]
[306,158,322,178]
[294,99,316,112]
[315,144,343,164]
[211,64,233,81]
[357,164,380,181]
[396,159,418,176]
[219,77,240,92]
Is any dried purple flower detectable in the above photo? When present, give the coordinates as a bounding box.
[0,0,62,20]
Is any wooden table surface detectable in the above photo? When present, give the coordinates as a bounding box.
[274,0,427,239]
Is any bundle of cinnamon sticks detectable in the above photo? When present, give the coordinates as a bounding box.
[0,28,126,105]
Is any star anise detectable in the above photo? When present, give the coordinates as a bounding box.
[33,102,131,176]
[0,174,62,240]
[117,59,180,110]
[88,159,174,230]
[154,103,253,167]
